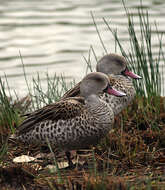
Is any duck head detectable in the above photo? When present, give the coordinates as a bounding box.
[96,53,142,79]
[80,72,126,98]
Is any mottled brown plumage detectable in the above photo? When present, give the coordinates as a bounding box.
[14,72,125,152]
[18,97,85,135]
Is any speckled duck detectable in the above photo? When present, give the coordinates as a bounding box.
[14,72,126,167]
[62,54,142,115]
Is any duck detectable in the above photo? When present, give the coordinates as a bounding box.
[62,53,142,115]
[13,72,126,167]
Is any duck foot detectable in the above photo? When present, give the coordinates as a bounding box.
[65,151,75,169]
[65,151,90,170]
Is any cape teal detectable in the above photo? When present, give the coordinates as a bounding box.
[13,72,126,167]
[62,53,142,115]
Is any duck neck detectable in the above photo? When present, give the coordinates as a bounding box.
[85,94,113,124]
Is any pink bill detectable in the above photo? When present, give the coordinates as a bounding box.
[124,69,142,79]
[107,87,126,97]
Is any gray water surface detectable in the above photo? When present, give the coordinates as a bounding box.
[0,0,165,96]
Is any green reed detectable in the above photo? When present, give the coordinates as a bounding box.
[0,77,19,163]
[22,67,75,111]
[19,50,74,110]
[46,138,63,184]
[30,73,74,110]
[0,77,20,134]
[103,2,164,98]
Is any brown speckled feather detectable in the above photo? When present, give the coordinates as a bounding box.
[18,97,85,135]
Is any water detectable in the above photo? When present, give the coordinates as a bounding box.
[0,0,165,96]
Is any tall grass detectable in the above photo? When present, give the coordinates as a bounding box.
[0,77,20,163]
[0,78,20,135]
[20,51,75,111]
[28,73,75,111]
[103,2,164,98]
[21,71,75,111]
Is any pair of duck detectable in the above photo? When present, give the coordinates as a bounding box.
[13,54,141,167]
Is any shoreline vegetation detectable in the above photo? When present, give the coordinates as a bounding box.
[1,2,165,190]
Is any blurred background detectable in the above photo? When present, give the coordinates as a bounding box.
[0,0,164,96]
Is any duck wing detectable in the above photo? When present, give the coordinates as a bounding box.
[61,81,81,99]
[17,97,85,135]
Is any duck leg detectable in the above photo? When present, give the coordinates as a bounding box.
[65,151,74,168]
